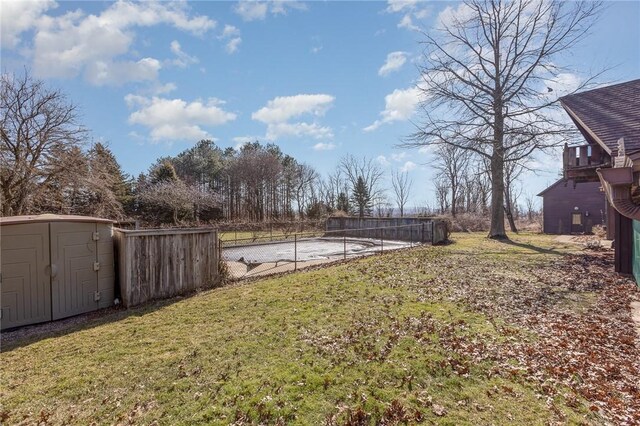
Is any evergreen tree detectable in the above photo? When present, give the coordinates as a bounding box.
[150,159,179,184]
[336,192,350,213]
[351,176,371,218]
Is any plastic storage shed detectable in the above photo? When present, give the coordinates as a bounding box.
[1,214,115,330]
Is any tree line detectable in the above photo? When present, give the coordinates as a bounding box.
[1,71,415,224]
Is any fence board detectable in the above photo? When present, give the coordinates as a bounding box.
[113,228,218,307]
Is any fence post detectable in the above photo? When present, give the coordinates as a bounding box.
[343,235,347,260]
[410,225,413,248]
[294,233,297,271]
[421,223,425,243]
[431,220,435,244]
[380,227,384,253]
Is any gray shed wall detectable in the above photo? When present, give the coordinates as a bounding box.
[1,218,115,330]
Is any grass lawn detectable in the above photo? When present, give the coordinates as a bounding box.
[1,233,638,425]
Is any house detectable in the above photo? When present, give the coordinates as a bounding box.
[537,178,608,235]
[559,79,640,281]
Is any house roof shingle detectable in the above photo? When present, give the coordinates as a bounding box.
[560,79,640,155]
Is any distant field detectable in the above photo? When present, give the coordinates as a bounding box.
[2,233,638,424]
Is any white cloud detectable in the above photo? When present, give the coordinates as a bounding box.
[385,0,429,32]
[398,14,419,31]
[252,94,335,141]
[418,145,431,154]
[169,40,199,68]
[364,87,421,132]
[313,142,336,151]
[385,0,417,14]
[378,51,407,76]
[545,73,582,97]
[436,3,475,30]
[234,1,306,22]
[234,1,268,21]
[125,95,236,142]
[218,24,242,54]
[252,94,334,123]
[265,122,333,141]
[376,155,391,166]
[222,24,240,38]
[226,37,242,54]
[391,152,407,162]
[85,57,162,86]
[28,1,215,84]
[0,0,56,48]
[400,161,417,172]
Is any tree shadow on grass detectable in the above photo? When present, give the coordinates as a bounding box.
[497,238,565,255]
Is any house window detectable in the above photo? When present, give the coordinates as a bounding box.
[572,213,582,225]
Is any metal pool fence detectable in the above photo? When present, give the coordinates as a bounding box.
[220,223,438,278]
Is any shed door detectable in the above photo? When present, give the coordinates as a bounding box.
[50,222,99,320]
[571,212,584,233]
[0,223,51,329]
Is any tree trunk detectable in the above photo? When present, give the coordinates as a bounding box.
[488,146,507,239]
[504,202,518,233]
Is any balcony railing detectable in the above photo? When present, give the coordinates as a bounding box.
[563,144,610,181]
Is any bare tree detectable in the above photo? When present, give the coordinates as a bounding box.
[524,193,537,221]
[432,144,471,218]
[339,154,385,212]
[1,70,86,215]
[391,169,413,217]
[137,180,220,225]
[433,176,450,214]
[503,158,526,232]
[404,0,602,238]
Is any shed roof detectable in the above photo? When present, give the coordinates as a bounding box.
[0,214,114,226]
[560,79,640,156]
[537,178,567,197]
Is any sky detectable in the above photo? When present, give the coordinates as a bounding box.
[1,0,639,209]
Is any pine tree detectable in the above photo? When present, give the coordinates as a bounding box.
[336,192,350,213]
[351,176,371,218]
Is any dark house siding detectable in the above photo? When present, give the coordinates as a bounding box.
[538,179,607,234]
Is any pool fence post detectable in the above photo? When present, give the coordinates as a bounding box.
[410,225,413,248]
[431,220,435,244]
[294,233,297,271]
[343,235,346,260]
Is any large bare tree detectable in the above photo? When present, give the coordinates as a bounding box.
[404,0,601,238]
[1,71,86,215]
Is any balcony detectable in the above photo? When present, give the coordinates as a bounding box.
[563,143,610,182]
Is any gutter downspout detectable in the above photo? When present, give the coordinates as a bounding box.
[596,167,640,220]
[596,138,640,221]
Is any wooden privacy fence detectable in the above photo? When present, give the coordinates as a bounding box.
[113,228,219,307]
[325,217,449,244]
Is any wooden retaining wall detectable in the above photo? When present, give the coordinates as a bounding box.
[113,228,218,307]
[325,217,448,244]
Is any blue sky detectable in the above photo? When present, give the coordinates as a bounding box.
[2,0,639,209]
